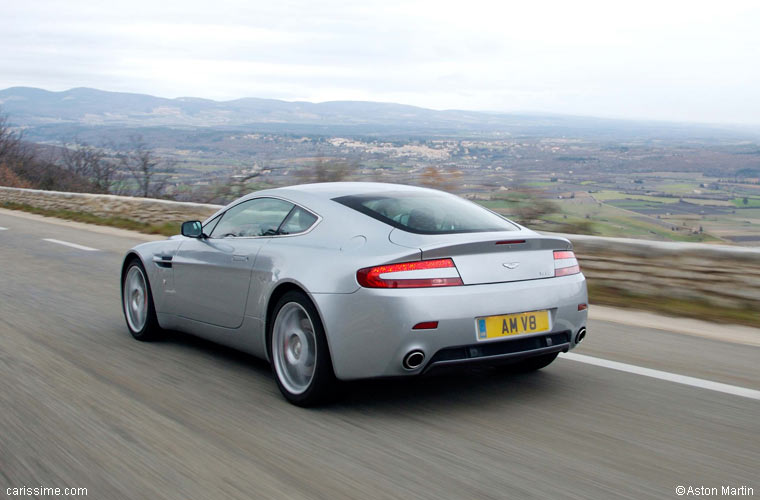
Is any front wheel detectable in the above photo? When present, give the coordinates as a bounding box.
[122,259,162,341]
[268,291,336,406]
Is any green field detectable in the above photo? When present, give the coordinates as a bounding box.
[480,192,730,243]
[731,197,760,208]
[591,191,678,203]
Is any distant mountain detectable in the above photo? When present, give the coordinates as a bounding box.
[0,86,755,140]
[0,86,490,128]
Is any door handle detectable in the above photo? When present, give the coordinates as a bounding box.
[232,255,248,262]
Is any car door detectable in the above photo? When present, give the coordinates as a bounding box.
[172,197,295,329]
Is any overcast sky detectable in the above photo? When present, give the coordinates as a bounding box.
[2,0,759,124]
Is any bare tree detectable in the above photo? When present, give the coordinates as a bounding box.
[60,140,116,193]
[0,162,32,188]
[223,169,262,199]
[0,112,29,188]
[192,168,263,204]
[0,112,32,166]
[418,166,462,193]
[0,109,91,192]
[297,157,352,183]
[491,188,558,226]
[118,135,175,198]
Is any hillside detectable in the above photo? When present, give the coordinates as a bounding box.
[2,87,755,140]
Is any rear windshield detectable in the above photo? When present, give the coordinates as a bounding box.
[333,191,519,234]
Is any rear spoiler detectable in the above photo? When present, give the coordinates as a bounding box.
[419,236,572,259]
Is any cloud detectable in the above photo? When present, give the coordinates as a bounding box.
[1,0,759,123]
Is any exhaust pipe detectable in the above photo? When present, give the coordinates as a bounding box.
[403,350,425,370]
[575,327,587,344]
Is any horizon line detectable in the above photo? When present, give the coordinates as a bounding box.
[2,84,760,130]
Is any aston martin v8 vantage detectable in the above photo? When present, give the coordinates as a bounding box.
[121,182,588,405]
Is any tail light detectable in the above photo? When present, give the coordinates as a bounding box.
[357,258,463,288]
[554,250,580,277]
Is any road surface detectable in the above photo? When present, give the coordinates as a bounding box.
[1,209,758,499]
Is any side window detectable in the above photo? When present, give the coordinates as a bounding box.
[278,206,318,235]
[203,214,222,235]
[210,198,294,238]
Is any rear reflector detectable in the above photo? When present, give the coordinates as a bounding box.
[357,258,463,288]
[413,321,439,330]
[578,303,588,311]
[554,250,580,277]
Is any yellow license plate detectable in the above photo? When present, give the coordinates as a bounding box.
[475,310,551,341]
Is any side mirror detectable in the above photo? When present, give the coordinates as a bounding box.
[181,220,204,238]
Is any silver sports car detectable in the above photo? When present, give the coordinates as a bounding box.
[122,182,588,405]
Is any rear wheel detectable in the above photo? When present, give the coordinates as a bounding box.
[503,352,559,373]
[268,291,336,406]
[122,259,162,341]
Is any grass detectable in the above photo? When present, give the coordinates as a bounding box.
[592,190,679,203]
[0,201,180,236]
[727,208,760,217]
[555,199,683,239]
[680,197,733,207]
[544,213,693,241]
[605,199,665,209]
[481,197,723,243]
[478,199,513,210]
[657,182,699,193]
[731,197,760,208]
[588,283,760,328]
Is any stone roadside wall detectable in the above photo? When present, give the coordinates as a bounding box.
[0,186,221,224]
[557,233,760,309]
[2,186,759,309]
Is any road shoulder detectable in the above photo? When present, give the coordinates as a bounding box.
[589,304,760,347]
[0,207,163,242]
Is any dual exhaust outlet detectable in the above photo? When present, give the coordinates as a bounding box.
[403,327,586,370]
[575,327,586,344]
[402,350,425,370]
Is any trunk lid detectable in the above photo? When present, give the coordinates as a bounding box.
[389,229,572,285]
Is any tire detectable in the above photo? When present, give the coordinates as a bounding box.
[502,352,559,373]
[122,259,162,341]
[267,291,337,406]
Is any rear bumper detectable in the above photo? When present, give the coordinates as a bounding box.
[311,273,588,380]
[424,330,572,373]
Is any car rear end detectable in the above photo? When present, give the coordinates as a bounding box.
[313,187,588,380]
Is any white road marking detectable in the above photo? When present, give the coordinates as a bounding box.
[562,352,760,401]
[42,238,99,252]
[0,226,8,230]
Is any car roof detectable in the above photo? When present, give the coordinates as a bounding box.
[203,182,449,225]
[240,182,443,208]
[267,182,430,199]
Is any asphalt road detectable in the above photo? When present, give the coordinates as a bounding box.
[1,209,758,500]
